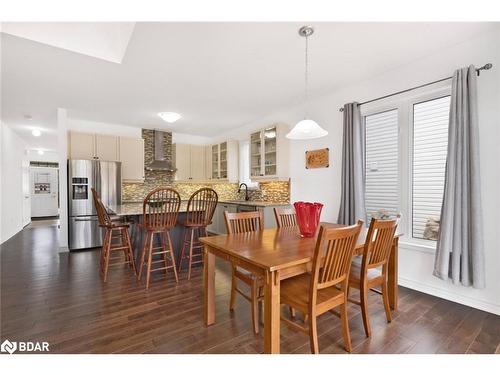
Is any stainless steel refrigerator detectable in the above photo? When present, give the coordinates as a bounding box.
[68,159,122,250]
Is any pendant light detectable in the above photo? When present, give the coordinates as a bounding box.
[286,26,328,140]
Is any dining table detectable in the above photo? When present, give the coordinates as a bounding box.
[199,223,402,354]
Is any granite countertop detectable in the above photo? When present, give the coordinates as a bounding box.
[111,200,290,216]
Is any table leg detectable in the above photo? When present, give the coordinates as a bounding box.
[388,237,399,310]
[264,270,280,354]
[203,248,215,326]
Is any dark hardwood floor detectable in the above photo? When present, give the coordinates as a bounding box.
[1,223,499,354]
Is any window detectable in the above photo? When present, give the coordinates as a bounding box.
[412,96,450,240]
[365,109,399,221]
[362,87,451,248]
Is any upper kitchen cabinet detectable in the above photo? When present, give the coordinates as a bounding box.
[210,140,238,182]
[173,143,207,181]
[250,123,289,181]
[119,137,145,182]
[68,131,119,161]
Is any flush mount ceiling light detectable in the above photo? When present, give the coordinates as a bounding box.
[158,112,182,123]
[37,150,44,155]
[32,129,42,137]
[286,26,328,140]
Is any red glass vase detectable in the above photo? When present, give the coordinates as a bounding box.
[293,201,324,238]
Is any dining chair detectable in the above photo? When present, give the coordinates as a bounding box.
[138,187,181,289]
[280,221,363,353]
[179,188,218,280]
[224,210,264,334]
[348,217,398,337]
[91,188,136,282]
[273,207,297,228]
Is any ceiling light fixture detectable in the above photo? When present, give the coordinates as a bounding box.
[286,26,328,140]
[37,150,44,155]
[158,112,182,123]
[32,129,42,137]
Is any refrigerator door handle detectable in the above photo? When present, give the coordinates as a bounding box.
[74,217,99,222]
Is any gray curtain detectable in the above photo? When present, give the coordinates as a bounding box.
[337,102,366,225]
[434,65,485,288]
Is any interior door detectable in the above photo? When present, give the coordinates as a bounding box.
[22,160,31,226]
[30,167,59,218]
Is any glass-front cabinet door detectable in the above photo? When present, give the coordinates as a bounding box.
[220,142,227,179]
[263,126,277,177]
[211,144,219,179]
[250,131,262,177]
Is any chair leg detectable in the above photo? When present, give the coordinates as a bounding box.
[178,229,187,273]
[187,228,195,280]
[145,232,154,289]
[309,313,319,354]
[340,302,352,353]
[166,231,179,283]
[229,265,237,311]
[360,281,371,337]
[138,231,149,280]
[381,279,392,323]
[124,228,137,275]
[161,232,169,274]
[251,280,259,335]
[103,229,112,282]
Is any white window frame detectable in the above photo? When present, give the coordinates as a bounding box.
[360,83,451,253]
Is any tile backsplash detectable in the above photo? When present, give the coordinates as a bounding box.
[122,128,290,203]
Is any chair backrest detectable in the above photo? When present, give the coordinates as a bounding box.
[224,210,263,234]
[274,207,297,228]
[186,188,218,226]
[142,187,181,230]
[91,188,112,227]
[310,221,363,299]
[362,218,398,270]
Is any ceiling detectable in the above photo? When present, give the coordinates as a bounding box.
[1,22,498,150]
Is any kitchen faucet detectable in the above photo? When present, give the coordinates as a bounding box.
[238,183,250,201]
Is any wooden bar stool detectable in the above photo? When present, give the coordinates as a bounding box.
[274,207,297,228]
[179,188,218,280]
[91,188,136,282]
[348,217,398,337]
[280,221,363,353]
[138,187,181,289]
[224,210,264,334]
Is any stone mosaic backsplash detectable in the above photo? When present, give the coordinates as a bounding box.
[122,128,290,203]
[123,180,290,203]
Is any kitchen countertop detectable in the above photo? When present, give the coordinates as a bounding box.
[110,200,290,216]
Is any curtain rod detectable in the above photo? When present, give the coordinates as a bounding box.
[338,63,493,112]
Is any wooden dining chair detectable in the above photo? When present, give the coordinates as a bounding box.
[91,188,136,282]
[224,210,264,334]
[274,207,297,228]
[280,221,363,353]
[138,187,181,289]
[348,217,398,337]
[179,188,218,280]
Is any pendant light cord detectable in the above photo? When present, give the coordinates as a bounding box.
[304,34,309,118]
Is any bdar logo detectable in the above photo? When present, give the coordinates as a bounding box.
[1,339,17,354]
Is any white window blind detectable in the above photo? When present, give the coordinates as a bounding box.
[365,109,399,221]
[412,96,450,240]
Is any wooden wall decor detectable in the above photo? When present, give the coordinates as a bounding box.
[305,148,329,169]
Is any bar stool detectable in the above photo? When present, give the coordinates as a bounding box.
[138,187,181,289]
[179,188,218,280]
[91,188,136,282]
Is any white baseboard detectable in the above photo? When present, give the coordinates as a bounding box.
[399,276,500,316]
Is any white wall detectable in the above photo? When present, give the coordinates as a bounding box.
[218,28,500,314]
[1,122,28,243]
[27,150,59,163]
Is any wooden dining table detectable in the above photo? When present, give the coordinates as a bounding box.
[199,222,402,354]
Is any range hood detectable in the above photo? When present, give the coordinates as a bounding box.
[145,130,177,172]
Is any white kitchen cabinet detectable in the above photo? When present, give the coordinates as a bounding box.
[210,140,238,182]
[173,143,207,181]
[250,123,289,181]
[119,137,145,182]
[95,134,119,161]
[68,131,95,159]
[68,131,120,161]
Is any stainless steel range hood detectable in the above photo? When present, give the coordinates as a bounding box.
[145,130,177,172]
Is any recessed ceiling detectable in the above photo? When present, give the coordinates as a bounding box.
[1,22,498,150]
